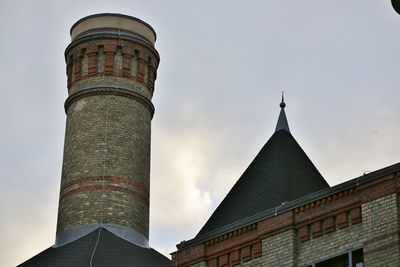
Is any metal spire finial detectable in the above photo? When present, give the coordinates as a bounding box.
[280,91,286,108]
[275,91,290,132]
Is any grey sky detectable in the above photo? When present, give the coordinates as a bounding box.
[1,1,399,266]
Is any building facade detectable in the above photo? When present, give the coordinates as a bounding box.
[173,168,400,266]
[172,101,400,267]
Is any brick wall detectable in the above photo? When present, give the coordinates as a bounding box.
[174,170,400,267]
[56,24,159,240]
[298,222,362,265]
[189,262,207,267]
[262,230,296,266]
[57,95,152,237]
[362,193,400,265]
[240,257,262,267]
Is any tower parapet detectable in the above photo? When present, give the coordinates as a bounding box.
[56,13,160,247]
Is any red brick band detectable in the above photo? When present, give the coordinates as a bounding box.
[363,231,399,246]
[60,176,149,206]
[60,185,149,206]
[364,241,399,255]
[363,231,399,255]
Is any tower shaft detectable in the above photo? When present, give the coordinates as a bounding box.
[56,14,159,245]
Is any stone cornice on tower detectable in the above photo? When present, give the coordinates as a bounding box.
[64,14,160,121]
[70,13,157,45]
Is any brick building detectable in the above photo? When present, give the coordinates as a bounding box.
[171,98,400,266]
[170,4,400,265]
[19,12,400,267]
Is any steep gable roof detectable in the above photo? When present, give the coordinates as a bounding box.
[197,99,329,237]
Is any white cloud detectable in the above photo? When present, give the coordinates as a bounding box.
[149,129,221,256]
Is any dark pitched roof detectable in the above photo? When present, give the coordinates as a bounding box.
[196,127,329,237]
[18,228,171,267]
[177,162,400,249]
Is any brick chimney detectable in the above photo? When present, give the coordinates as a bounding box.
[56,13,160,247]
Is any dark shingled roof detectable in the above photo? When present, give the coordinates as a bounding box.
[177,161,400,250]
[18,228,171,267]
[197,124,329,237]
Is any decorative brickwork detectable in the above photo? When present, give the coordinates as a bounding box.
[362,193,400,265]
[172,224,261,267]
[59,175,150,206]
[172,243,206,267]
[56,15,159,241]
[203,242,262,267]
[298,223,363,265]
[174,167,400,266]
[297,206,361,243]
[65,37,159,96]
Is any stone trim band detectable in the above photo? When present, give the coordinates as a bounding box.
[64,87,155,116]
[61,175,149,195]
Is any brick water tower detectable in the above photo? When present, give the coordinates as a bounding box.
[20,13,171,266]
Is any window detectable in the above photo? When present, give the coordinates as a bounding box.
[306,248,363,267]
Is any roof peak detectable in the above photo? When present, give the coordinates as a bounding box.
[280,91,286,108]
[195,129,329,238]
[275,92,290,132]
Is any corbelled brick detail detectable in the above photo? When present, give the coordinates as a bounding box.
[230,251,239,266]
[174,169,400,266]
[298,223,363,264]
[218,254,228,267]
[208,259,217,267]
[258,211,293,236]
[65,37,158,96]
[311,221,322,238]
[336,211,348,229]
[204,243,261,267]
[299,225,309,242]
[322,216,334,234]
[294,188,358,224]
[252,241,262,258]
[171,243,206,267]
[56,20,159,240]
[240,246,251,262]
[349,207,361,224]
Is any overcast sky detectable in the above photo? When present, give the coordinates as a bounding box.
[1,1,400,266]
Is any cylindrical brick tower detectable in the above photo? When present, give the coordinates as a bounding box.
[55,13,159,247]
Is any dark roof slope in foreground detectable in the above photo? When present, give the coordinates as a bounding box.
[18,227,171,267]
[197,129,330,237]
